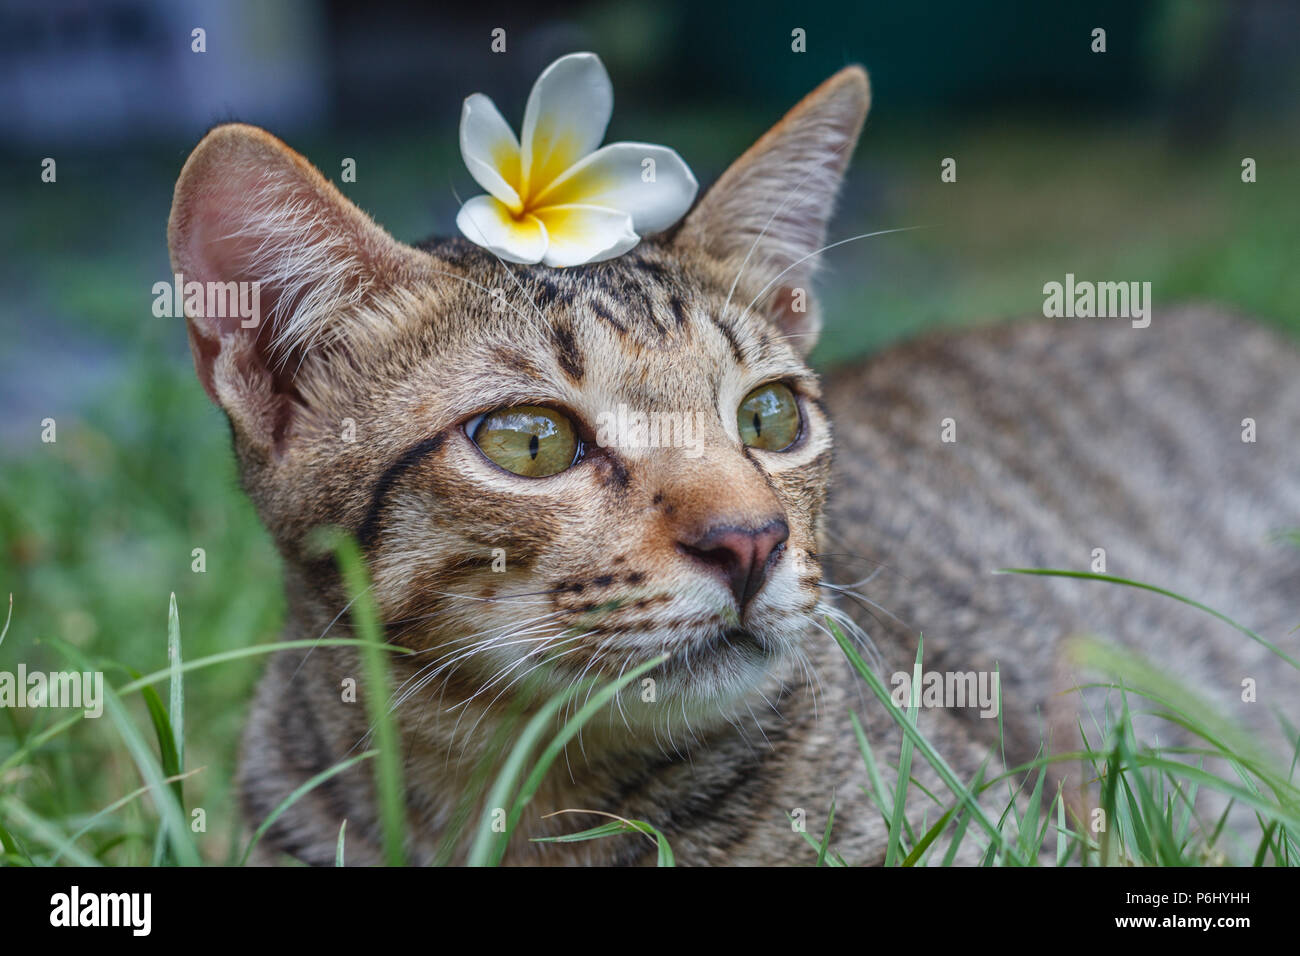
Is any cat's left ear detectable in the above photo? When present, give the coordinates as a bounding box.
[167,123,424,454]
[674,66,870,356]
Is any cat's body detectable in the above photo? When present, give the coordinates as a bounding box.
[168,65,1299,866]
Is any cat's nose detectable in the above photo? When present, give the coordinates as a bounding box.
[678,519,789,609]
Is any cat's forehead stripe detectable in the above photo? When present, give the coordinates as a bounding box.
[710,312,747,366]
[550,323,585,383]
[420,237,768,352]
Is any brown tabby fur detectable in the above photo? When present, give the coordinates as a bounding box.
[168,66,1300,865]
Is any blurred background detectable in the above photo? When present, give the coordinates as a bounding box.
[1,0,1297,861]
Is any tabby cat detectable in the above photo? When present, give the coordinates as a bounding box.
[168,66,1300,865]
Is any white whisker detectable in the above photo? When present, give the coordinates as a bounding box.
[738,226,926,325]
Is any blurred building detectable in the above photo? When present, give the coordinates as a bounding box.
[0,0,327,144]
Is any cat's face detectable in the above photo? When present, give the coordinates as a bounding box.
[323,238,832,714]
[169,67,869,730]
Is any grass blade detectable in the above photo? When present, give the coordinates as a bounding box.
[331,533,407,867]
[901,805,957,867]
[817,793,837,866]
[0,797,101,867]
[534,811,676,867]
[466,688,577,866]
[239,751,377,866]
[52,769,203,865]
[998,569,1300,671]
[167,593,184,780]
[830,619,1026,865]
[469,654,666,866]
[885,635,923,866]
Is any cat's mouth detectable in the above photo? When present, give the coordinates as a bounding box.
[701,627,768,657]
[656,626,773,675]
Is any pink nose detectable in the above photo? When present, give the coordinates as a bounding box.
[678,519,789,608]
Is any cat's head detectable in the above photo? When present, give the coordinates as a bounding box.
[168,67,869,727]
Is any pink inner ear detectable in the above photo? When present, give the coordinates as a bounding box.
[168,123,409,450]
[170,145,312,441]
[768,284,819,347]
[180,171,290,340]
[180,173,295,424]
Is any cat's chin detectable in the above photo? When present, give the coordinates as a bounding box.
[693,627,771,661]
[636,623,797,709]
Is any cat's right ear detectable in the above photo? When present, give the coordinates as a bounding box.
[168,123,421,453]
[674,67,870,356]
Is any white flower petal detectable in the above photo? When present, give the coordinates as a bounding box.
[456,195,549,264]
[533,142,699,234]
[459,93,524,213]
[533,204,639,268]
[520,52,613,198]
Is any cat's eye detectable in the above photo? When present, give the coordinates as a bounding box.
[738,382,801,451]
[470,405,579,478]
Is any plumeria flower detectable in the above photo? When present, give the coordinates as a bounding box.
[456,52,698,267]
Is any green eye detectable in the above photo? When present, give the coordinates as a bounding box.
[472,405,579,478]
[738,383,801,451]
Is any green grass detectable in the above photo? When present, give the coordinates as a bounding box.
[0,525,672,866]
[1,353,282,861]
[330,532,407,866]
[2,529,1295,864]
[801,572,1300,867]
